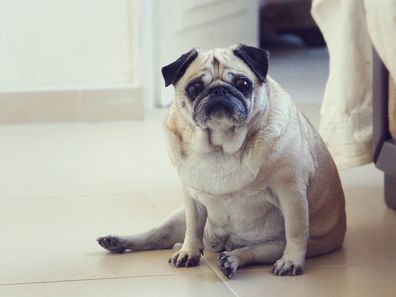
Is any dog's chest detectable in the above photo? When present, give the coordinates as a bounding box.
[178,150,256,195]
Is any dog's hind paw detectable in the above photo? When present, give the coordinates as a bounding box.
[97,235,126,253]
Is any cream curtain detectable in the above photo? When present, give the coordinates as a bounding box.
[311,0,396,169]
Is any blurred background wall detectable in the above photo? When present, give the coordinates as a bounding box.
[0,0,138,89]
[0,0,143,122]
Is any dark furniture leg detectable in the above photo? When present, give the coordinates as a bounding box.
[373,49,396,211]
[385,174,396,210]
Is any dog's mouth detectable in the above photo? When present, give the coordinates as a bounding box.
[205,96,244,117]
[192,96,247,127]
[192,86,248,128]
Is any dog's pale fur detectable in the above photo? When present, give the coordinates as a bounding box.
[98,45,346,278]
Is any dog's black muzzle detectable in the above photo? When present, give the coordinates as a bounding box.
[192,85,248,124]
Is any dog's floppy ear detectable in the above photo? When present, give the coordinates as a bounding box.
[161,49,198,87]
[233,44,269,82]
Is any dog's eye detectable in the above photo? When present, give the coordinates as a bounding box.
[186,81,204,100]
[234,77,251,94]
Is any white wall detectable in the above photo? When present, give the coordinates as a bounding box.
[0,0,145,123]
[0,0,137,90]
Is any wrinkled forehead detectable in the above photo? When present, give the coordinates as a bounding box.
[185,47,255,82]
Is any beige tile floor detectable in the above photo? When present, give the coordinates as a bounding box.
[1,47,396,296]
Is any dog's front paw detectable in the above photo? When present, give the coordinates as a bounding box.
[169,248,202,268]
[217,252,239,279]
[272,257,304,276]
[97,235,126,253]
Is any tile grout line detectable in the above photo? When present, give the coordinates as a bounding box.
[0,192,145,201]
[144,194,174,218]
[0,271,213,287]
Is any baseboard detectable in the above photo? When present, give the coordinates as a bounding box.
[0,84,144,123]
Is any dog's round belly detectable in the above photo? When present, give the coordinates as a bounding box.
[201,196,285,252]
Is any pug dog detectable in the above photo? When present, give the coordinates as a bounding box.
[97,44,346,278]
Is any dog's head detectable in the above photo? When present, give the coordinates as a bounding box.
[162,44,269,130]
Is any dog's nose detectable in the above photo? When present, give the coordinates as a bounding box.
[211,86,229,96]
